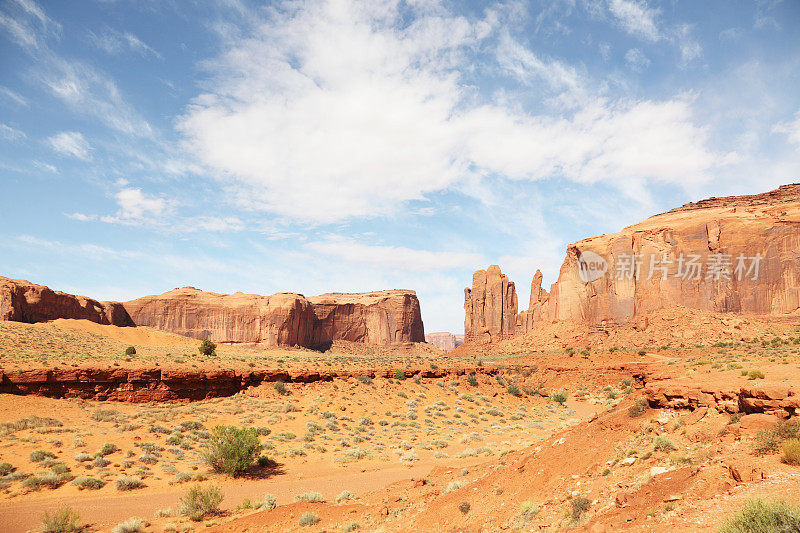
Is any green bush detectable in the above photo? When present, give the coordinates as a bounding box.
[467,374,478,386]
[781,439,800,465]
[99,443,120,456]
[40,506,81,533]
[201,426,263,476]
[628,398,649,418]
[180,485,223,521]
[273,381,288,395]
[72,477,105,490]
[754,420,800,455]
[507,385,522,397]
[356,375,373,385]
[550,391,568,404]
[748,369,765,380]
[395,369,406,380]
[124,346,136,356]
[0,462,15,476]
[198,339,217,356]
[30,450,56,462]
[719,498,800,533]
[298,512,320,526]
[115,476,144,491]
[654,435,677,452]
[295,491,324,502]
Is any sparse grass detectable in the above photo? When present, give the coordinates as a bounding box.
[550,391,568,404]
[654,435,677,452]
[747,369,765,380]
[781,439,800,466]
[72,477,105,490]
[30,450,56,462]
[295,491,324,502]
[40,506,81,533]
[180,485,223,521]
[273,381,288,395]
[754,420,800,455]
[111,517,146,533]
[356,375,373,385]
[115,476,144,491]
[718,498,800,533]
[336,490,354,503]
[261,494,278,510]
[570,496,591,521]
[628,398,649,417]
[298,512,320,526]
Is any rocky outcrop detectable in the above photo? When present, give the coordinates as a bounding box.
[123,287,316,346]
[0,276,132,326]
[308,291,425,346]
[464,265,518,342]
[425,332,464,351]
[123,288,424,347]
[516,269,549,334]
[537,184,800,326]
[645,381,799,418]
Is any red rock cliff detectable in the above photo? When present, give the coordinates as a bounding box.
[511,184,800,333]
[464,265,518,342]
[123,287,425,347]
[0,277,132,326]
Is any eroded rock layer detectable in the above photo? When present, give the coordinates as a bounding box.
[464,265,518,342]
[0,277,132,326]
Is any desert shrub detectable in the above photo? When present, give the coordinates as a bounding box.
[754,420,800,455]
[356,375,373,385]
[261,494,277,510]
[781,439,800,466]
[180,485,224,521]
[459,501,470,514]
[74,453,92,462]
[336,490,354,503]
[748,369,765,380]
[198,339,217,356]
[72,477,105,490]
[343,523,360,532]
[257,456,277,468]
[93,456,111,468]
[115,476,144,491]
[137,453,157,465]
[467,374,478,386]
[273,381,288,395]
[201,426,263,476]
[719,498,800,533]
[446,481,463,493]
[298,512,320,526]
[0,462,14,476]
[90,408,122,422]
[507,385,522,397]
[395,369,406,380]
[112,517,146,533]
[550,391,568,404]
[654,435,677,452]
[295,491,323,502]
[520,501,540,516]
[0,415,62,435]
[628,398,649,418]
[637,350,647,356]
[30,450,56,462]
[124,346,136,356]
[570,496,591,520]
[99,443,120,456]
[40,506,81,533]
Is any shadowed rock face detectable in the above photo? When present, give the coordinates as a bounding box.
[122,287,425,347]
[464,265,518,342]
[0,277,133,326]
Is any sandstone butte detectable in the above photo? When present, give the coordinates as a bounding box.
[425,331,465,351]
[466,183,800,341]
[0,280,425,348]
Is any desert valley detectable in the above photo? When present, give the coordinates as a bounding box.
[2,185,800,532]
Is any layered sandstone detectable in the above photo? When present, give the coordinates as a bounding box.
[123,287,424,347]
[308,290,425,345]
[425,332,464,351]
[123,287,316,346]
[464,265,518,342]
[0,276,132,326]
[536,184,800,326]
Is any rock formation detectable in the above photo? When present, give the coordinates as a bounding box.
[0,276,132,326]
[123,287,424,347]
[539,184,800,326]
[123,287,316,346]
[516,269,549,334]
[425,332,464,351]
[308,291,425,346]
[464,265,518,342]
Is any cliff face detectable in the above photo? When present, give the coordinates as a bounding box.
[122,288,316,346]
[123,288,425,347]
[0,277,133,326]
[425,332,465,351]
[308,291,425,346]
[506,184,800,336]
[464,265,518,342]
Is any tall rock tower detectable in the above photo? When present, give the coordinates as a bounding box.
[464,265,518,342]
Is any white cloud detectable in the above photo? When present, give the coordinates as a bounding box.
[186,216,245,232]
[774,111,800,148]
[0,86,28,106]
[305,236,484,272]
[47,131,92,160]
[624,48,650,71]
[0,0,60,49]
[0,123,26,141]
[32,160,58,173]
[66,212,98,221]
[675,24,702,66]
[101,187,172,225]
[179,0,723,225]
[87,28,161,58]
[607,0,661,42]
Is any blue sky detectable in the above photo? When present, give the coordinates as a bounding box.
[1,0,799,334]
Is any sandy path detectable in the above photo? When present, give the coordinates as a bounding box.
[0,462,433,532]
